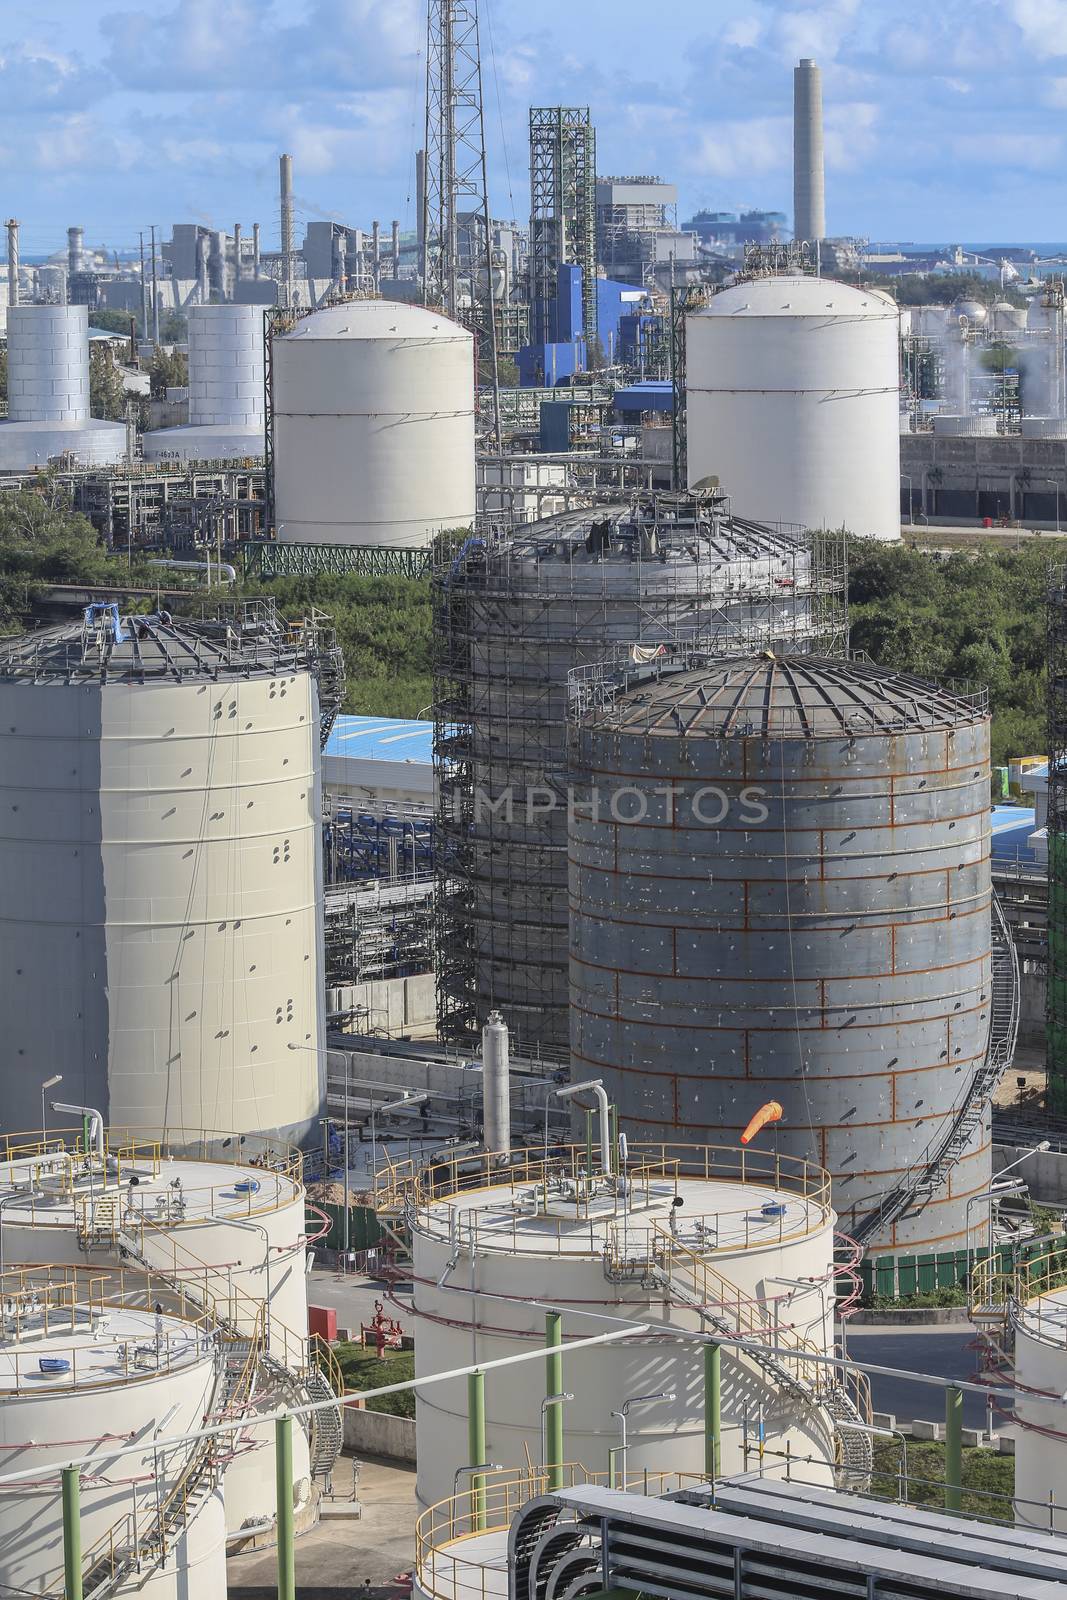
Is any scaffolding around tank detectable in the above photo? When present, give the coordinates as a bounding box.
[431,490,848,1049]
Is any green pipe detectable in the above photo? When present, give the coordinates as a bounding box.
[944,1385,963,1513]
[62,1468,82,1600]
[704,1344,721,1478]
[545,1312,564,1490]
[276,1416,295,1600]
[468,1369,486,1531]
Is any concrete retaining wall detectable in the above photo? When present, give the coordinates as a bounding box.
[327,973,435,1037]
[342,1405,417,1463]
[994,1144,1067,1207]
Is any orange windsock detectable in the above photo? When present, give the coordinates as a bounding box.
[740,1101,784,1146]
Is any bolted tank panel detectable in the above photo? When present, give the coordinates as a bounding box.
[568,654,993,1253]
[434,498,847,1048]
[273,299,475,548]
[0,607,327,1142]
[0,304,126,468]
[143,304,265,463]
[686,276,901,542]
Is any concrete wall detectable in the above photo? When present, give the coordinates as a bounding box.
[342,1405,416,1463]
[327,972,435,1036]
[901,433,1067,523]
[994,1143,1067,1206]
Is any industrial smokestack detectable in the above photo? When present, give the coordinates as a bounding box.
[5,219,19,309]
[481,1011,511,1157]
[233,222,242,286]
[279,153,294,309]
[196,231,209,303]
[391,219,400,279]
[371,220,381,291]
[793,58,825,245]
[252,222,261,279]
[67,226,85,279]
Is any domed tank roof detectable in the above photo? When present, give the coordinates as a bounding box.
[950,298,988,325]
[582,652,988,740]
[281,299,471,343]
[697,274,897,320]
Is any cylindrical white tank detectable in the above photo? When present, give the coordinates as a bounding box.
[0,305,126,469]
[931,413,998,436]
[404,1144,852,1511]
[686,277,901,541]
[0,608,326,1142]
[143,305,265,464]
[0,1131,326,1537]
[273,300,475,548]
[1011,1280,1067,1533]
[0,1266,226,1600]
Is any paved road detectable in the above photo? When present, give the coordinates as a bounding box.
[307,1270,414,1339]
[846,1324,991,1429]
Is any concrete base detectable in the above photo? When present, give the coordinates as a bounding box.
[0,418,126,469]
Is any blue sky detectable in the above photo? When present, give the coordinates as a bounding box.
[3,0,1067,257]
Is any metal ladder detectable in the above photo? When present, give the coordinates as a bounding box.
[850,894,1020,1248]
[641,1230,872,1481]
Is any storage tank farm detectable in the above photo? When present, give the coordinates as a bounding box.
[0,601,332,1143]
[142,303,265,463]
[0,304,126,469]
[384,1136,870,1514]
[566,652,1005,1255]
[0,1263,228,1600]
[434,493,847,1048]
[272,299,475,548]
[685,276,901,542]
[0,1121,341,1539]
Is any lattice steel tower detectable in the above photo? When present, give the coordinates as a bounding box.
[422,0,500,443]
[529,108,597,345]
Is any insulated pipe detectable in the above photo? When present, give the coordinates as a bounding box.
[481,1010,511,1157]
[51,1103,104,1165]
[556,1079,611,1174]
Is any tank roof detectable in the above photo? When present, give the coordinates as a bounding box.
[698,275,897,320]
[281,298,471,344]
[575,652,989,740]
[0,599,318,685]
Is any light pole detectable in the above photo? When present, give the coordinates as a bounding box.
[41,1075,62,1136]
[610,1390,674,1488]
[540,1391,573,1472]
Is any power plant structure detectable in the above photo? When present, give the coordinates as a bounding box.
[0,305,126,470]
[432,493,848,1048]
[566,651,1019,1254]
[383,1135,870,1513]
[684,276,902,542]
[793,59,825,245]
[0,600,343,1141]
[271,300,475,548]
[142,304,265,463]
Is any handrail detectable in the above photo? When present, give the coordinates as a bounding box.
[971,1239,1067,1341]
[0,1124,302,1184]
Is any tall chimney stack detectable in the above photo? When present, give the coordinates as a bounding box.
[793,59,825,245]
[279,153,294,308]
[5,219,19,309]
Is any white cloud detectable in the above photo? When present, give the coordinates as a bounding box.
[950,131,1064,169]
[1011,0,1067,56]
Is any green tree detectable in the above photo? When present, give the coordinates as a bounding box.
[496,355,520,388]
[89,311,138,338]
[89,346,127,421]
[149,346,189,397]
[585,333,607,371]
[0,488,154,634]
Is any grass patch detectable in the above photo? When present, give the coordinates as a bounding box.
[333,1343,415,1418]
[871,1439,1014,1520]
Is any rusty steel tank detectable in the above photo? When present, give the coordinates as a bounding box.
[567,651,993,1254]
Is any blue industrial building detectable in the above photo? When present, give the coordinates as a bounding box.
[518,263,658,388]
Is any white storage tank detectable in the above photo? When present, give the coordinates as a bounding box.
[0,604,327,1142]
[0,304,126,469]
[273,300,475,548]
[0,1126,339,1537]
[1005,1266,1067,1533]
[394,1142,867,1511]
[143,304,264,463]
[686,276,901,541]
[0,1264,226,1600]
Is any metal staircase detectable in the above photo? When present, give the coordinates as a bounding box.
[301,1363,346,1480]
[634,1225,872,1482]
[850,894,1020,1248]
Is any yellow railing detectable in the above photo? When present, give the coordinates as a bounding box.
[972,1244,1067,1343]
[376,1141,831,1258]
[416,1466,710,1600]
[0,1264,218,1395]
